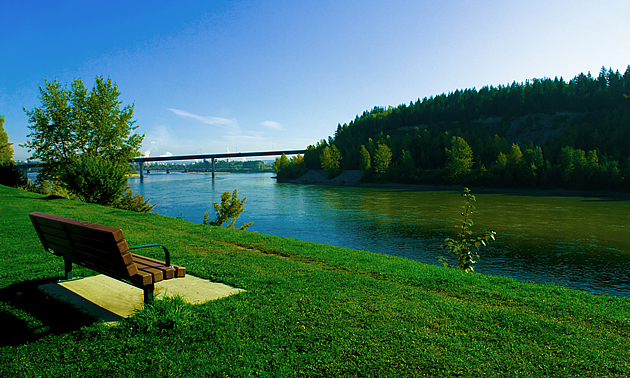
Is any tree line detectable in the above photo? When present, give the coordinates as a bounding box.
[276,66,630,191]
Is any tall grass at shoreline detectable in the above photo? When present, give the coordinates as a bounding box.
[1,184,629,377]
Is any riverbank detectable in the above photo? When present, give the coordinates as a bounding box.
[278,169,365,185]
[280,169,630,199]
[2,184,629,376]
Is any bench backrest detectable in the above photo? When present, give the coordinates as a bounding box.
[29,212,139,279]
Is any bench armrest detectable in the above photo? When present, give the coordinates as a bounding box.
[128,244,171,267]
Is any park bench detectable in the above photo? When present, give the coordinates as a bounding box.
[29,212,186,303]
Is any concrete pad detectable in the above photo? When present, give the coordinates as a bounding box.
[39,274,244,321]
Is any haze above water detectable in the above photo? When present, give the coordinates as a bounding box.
[128,172,630,297]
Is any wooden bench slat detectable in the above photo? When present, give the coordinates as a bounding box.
[132,254,175,279]
[79,260,137,280]
[119,250,134,266]
[43,234,74,251]
[136,263,175,280]
[47,243,139,277]
[132,254,186,278]
[141,267,164,283]
[171,264,186,278]
[130,254,178,281]
[37,223,68,239]
[67,233,130,253]
[130,270,154,287]
[37,223,127,255]
[40,236,137,275]
[31,212,125,243]
[45,235,119,260]
[42,242,79,260]
[36,225,133,268]
[72,242,132,264]
[30,212,123,235]
[73,252,139,276]
[135,262,175,279]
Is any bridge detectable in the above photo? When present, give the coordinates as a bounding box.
[18,149,307,182]
[132,150,307,181]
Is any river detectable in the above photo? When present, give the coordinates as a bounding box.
[128,172,630,297]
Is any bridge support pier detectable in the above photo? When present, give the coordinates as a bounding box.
[212,158,215,179]
[139,162,144,183]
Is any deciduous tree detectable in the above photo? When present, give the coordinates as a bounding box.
[0,115,14,163]
[21,77,143,182]
[444,136,473,182]
[289,153,307,178]
[273,153,291,177]
[0,115,26,187]
[359,144,371,171]
[523,146,544,178]
[373,143,392,178]
[320,144,342,178]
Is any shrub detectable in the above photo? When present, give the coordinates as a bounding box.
[438,187,496,272]
[0,162,27,187]
[203,189,253,230]
[58,157,128,205]
[113,187,157,213]
[22,179,76,199]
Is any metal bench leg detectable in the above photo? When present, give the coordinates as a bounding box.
[64,259,73,280]
[143,285,155,304]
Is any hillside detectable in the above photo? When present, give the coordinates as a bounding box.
[288,66,630,191]
[404,112,583,146]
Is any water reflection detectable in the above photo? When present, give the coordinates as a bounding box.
[128,172,630,297]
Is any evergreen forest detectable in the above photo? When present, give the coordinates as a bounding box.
[278,66,630,191]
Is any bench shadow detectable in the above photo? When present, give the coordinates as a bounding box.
[0,278,99,347]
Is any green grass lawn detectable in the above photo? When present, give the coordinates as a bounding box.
[1,184,629,377]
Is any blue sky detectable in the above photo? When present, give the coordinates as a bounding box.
[2,0,629,161]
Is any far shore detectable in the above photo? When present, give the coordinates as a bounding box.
[279,170,630,199]
[127,171,259,178]
[129,169,630,199]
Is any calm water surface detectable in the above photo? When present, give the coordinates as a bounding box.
[128,172,630,297]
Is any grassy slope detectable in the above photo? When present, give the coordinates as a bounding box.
[1,185,629,377]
